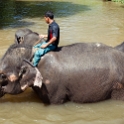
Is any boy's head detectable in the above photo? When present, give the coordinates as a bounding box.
[44,11,54,24]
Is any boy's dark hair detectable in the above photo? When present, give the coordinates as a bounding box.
[44,11,54,19]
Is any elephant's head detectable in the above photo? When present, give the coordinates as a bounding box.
[0,60,43,98]
[15,28,33,44]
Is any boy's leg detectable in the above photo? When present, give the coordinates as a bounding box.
[33,48,46,66]
[33,44,56,66]
[31,41,47,63]
[44,44,56,53]
[33,41,46,48]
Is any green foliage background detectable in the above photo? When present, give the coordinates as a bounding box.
[112,0,124,3]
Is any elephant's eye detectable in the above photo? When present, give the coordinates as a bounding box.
[1,73,6,79]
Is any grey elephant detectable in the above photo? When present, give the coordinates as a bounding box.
[15,28,42,46]
[0,42,124,104]
[115,42,124,52]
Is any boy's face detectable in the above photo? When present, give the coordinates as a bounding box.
[44,17,50,24]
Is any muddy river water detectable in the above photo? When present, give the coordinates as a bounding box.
[0,0,124,124]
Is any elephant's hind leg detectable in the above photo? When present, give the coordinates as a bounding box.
[111,82,124,101]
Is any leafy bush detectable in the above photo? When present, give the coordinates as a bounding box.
[112,0,124,3]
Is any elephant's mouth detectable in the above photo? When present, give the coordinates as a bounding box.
[0,86,5,97]
[0,81,8,97]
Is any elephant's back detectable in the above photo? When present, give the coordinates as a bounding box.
[38,42,124,78]
[37,43,124,103]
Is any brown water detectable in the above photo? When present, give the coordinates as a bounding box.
[0,0,124,124]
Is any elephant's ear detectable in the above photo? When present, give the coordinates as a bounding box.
[19,59,43,91]
[15,35,19,44]
[15,34,20,44]
[18,36,24,44]
[15,35,24,44]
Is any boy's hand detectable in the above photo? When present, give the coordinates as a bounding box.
[39,34,45,39]
[41,43,48,49]
[39,34,47,39]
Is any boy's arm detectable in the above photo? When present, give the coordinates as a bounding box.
[39,34,48,39]
[33,34,48,46]
[41,36,57,49]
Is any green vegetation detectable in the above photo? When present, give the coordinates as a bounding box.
[111,0,124,3]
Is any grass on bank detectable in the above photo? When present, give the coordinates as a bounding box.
[111,0,124,3]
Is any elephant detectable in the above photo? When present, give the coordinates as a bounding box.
[0,42,124,104]
[15,28,32,44]
[15,28,42,46]
[114,42,124,52]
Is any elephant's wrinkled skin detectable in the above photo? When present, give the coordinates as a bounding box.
[0,43,124,104]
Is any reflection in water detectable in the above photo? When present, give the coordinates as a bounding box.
[0,0,124,124]
[0,0,90,28]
